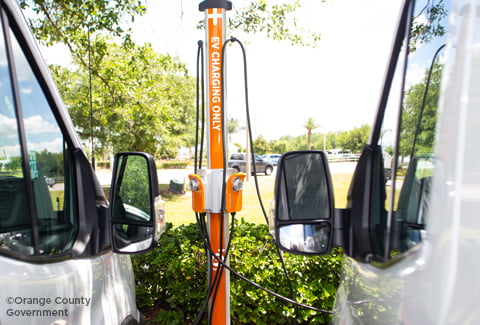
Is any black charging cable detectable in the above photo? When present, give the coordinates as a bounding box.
[223,37,299,316]
[192,39,236,325]
[192,38,335,324]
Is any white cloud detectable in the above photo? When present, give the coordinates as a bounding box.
[23,115,57,134]
[0,114,63,156]
[27,136,64,154]
[0,114,17,136]
[0,144,21,158]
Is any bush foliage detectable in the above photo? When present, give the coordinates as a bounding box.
[158,161,189,169]
[132,219,343,324]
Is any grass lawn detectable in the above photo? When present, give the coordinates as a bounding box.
[162,172,355,227]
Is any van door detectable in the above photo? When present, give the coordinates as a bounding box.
[0,1,146,323]
[271,0,456,323]
[333,0,449,322]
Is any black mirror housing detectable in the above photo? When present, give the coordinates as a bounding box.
[272,151,335,255]
[109,152,165,254]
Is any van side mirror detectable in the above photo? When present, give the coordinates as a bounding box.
[271,151,334,255]
[110,152,165,254]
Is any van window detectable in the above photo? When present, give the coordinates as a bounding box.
[0,10,77,256]
[377,0,448,260]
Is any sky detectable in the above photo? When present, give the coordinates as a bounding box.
[42,0,404,144]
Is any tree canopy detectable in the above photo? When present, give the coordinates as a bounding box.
[399,61,442,158]
[249,123,370,156]
[303,117,320,150]
[21,0,447,159]
[226,0,322,47]
[21,0,323,159]
[252,135,269,155]
[410,0,447,52]
[51,42,195,158]
[336,124,370,154]
[20,0,145,69]
[20,0,199,158]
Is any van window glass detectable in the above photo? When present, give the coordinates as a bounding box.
[0,15,32,250]
[391,47,444,254]
[0,14,77,256]
[378,0,449,259]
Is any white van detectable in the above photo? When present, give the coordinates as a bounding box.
[271,0,480,323]
[0,0,164,324]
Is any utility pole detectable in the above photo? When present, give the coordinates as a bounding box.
[245,124,251,181]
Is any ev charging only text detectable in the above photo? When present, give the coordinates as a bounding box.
[210,36,222,132]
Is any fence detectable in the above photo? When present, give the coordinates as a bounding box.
[327,154,360,163]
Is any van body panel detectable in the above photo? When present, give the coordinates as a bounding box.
[0,0,158,323]
[271,0,480,323]
[334,0,480,323]
[0,252,139,324]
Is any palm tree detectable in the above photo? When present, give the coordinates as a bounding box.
[228,118,243,142]
[303,117,320,150]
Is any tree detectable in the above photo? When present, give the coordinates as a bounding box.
[348,124,370,153]
[310,132,333,152]
[227,0,322,47]
[252,135,269,155]
[23,0,445,53]
[336,124,370,153]
[19,0,144,62]
[20,0,145,102]
[325,132,338,151]
[228,0,445,49]
[23,0,446,160]
[399,62,442,158]
[21,0,154,159]
[36,150,63,177]
[22,0,323,160]
[410,0,447,52]
[269,139,289,154]
[51,42,195,158]
[303,117,320,150]
[228,118,243,142]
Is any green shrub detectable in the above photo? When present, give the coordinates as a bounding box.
[96,161,110,169]
[132,219,343,324]
[230,220,342,324]
[158,161,189,169]
[132,223,207,324]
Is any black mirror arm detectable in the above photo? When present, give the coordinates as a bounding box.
[333,208,350,251]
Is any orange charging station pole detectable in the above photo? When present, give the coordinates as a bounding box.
[199,1,232,324]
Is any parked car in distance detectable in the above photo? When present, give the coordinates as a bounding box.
[44,176,56,187]
[262,154,281,166]
[228,153,274,175]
